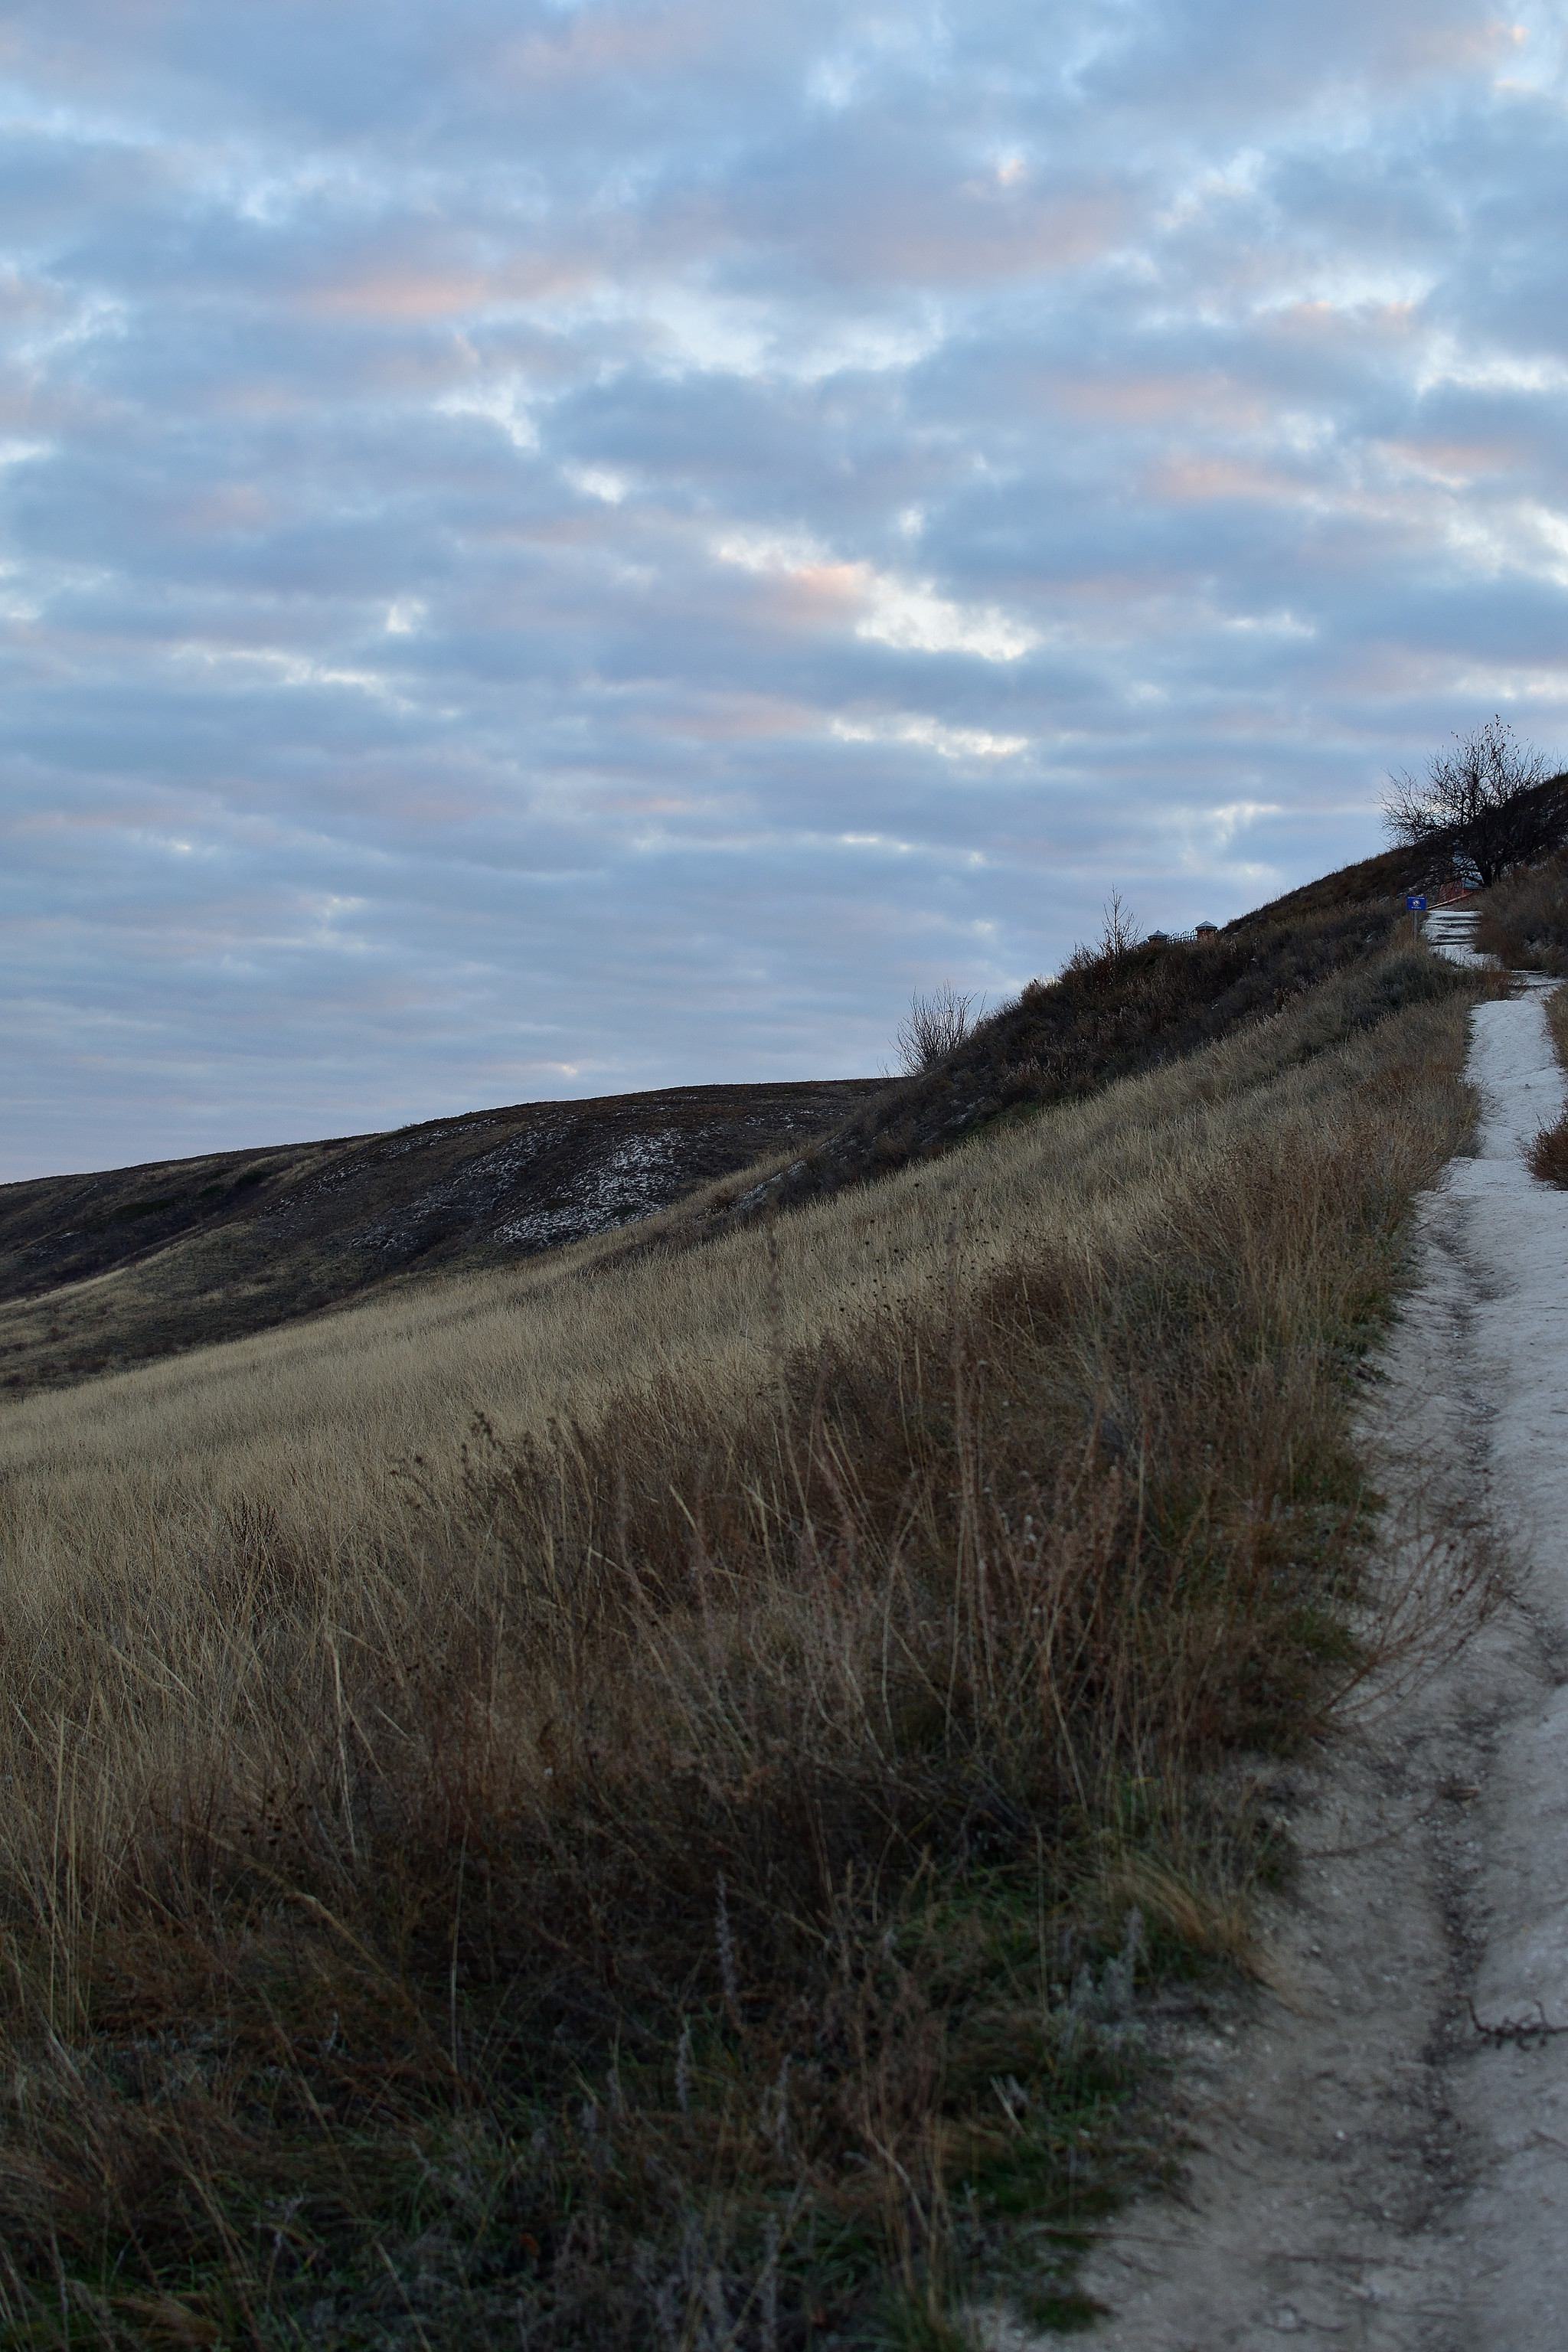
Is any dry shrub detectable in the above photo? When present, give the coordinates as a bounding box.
[0,960,1484,2344]
[1474,851,1568,974]
[1528,1114,1568,1187]
[895,984,976,1073]
[1525,980,1568,1184]
[1550,980,1568,1066]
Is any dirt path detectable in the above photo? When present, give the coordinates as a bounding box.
[1033,942,1568,2349]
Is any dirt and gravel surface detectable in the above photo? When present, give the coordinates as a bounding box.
[1047,915,1568,2349]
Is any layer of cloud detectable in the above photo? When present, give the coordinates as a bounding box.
[2,0,1566,1176]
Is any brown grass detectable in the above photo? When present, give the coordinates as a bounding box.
[0,950,1484,2344]
[1528,1119,1568,1187]
[1526,981,1568,1187]
[1474,851,1568,975]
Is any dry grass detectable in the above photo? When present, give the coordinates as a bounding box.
[0,949,1483,2345]
[1528,1119,1568,1187]
[0,1081,884,1406]
[1550,983,1568,1067]
[1526,981,1568,1187]
[1474,851,1568,975]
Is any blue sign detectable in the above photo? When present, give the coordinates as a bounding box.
[1406,894,1426,911]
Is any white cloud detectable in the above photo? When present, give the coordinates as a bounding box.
[831,713,1030,759]
[564,463,629,505]
[173,642,416,710]
[856,576,1038,663]
[1415,338,1568,400]
[1441,501,1568,588]
[716,533,1037,663]
[1223,609,1315,638]
[436,377,540,450]
[1206,801,1284,848]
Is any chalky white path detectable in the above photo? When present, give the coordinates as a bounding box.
[1426,939,1568,2346]
[1007,938,1568,2350]
[1421,900,1494,971]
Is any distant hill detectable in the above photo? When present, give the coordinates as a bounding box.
[0,1080,884,1399]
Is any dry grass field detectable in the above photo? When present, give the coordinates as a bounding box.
[0,939,1488,2347]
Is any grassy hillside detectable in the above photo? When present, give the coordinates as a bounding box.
[636,851,1456,1238]
[755,811,1568,1227]
[0,1080,883,1402]
[0,926,1491,2347]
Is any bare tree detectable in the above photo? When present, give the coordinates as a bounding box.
[1382,717,1566,886]
[895,984,975,1074]
[1066,889,1142,975]
[1098,889,1140,963]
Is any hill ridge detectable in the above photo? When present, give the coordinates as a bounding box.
[0,1077,884,1398]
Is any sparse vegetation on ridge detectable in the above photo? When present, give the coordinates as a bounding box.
[714,887,1451,1227]
[0,928,1491,2347]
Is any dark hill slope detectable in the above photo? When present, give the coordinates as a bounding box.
[0,1079,884,1399]
[701,846,1459,1227]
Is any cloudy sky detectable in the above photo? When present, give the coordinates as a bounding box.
[3,0,1566,1179]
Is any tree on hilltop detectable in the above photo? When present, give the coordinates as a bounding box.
[1382,716,1567,886]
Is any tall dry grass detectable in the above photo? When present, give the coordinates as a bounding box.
[1527,980,1568,1186]
[1474,850,1568,975]
[0,949,1482,2345]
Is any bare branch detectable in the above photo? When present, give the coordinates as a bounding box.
[1065,890,1143,975]
[1381,717,1565,885]
[1099,890,1140,964]
[895,984,975,1074]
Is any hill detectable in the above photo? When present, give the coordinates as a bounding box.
[0,830,1481,1403]
[0,1078,884,1398]
[0,861,1504,2342]
[632,837,1465,1238]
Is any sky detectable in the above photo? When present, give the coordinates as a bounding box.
[3,0,1567,1180]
